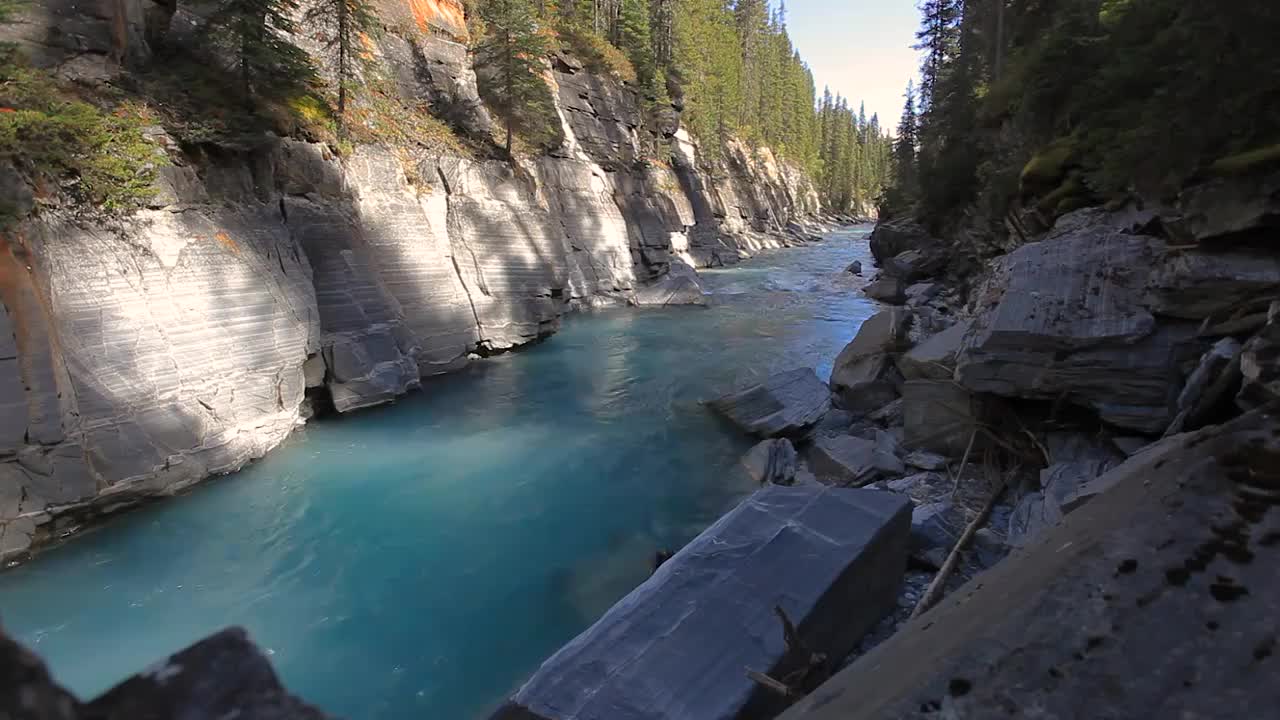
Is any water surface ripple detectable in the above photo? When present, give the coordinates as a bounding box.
[0,227,875,719]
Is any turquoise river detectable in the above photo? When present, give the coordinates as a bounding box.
[0,226,875,720]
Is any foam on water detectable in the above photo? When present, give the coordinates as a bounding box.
[0,227,876,720]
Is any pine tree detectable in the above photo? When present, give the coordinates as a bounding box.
[206,0,315,107]
[304,0,380,135]
[474,0,553,154]
[892,80,919,199]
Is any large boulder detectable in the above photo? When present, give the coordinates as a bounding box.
[883,250,946,283]
[780,408,1280,720]
[863,277,906,304]
[868,219,941,265]
[902,380,981,456]
[494,484,911,720]
[955,213,1197,433]
[1,624,81,720]
[830,310,912,413]
[708,368,832,438]
[632,258,707,306]
[1172,170,1280,243]
[897,320,969,381]
[1145,250,1280,320]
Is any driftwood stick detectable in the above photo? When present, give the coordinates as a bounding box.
[746,669,796,697]
[911,472,1006,619]
[949,428,978,498]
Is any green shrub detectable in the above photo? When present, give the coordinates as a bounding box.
[1208,144,1280,177]
[0,61,166,212]
[557,24,638,84]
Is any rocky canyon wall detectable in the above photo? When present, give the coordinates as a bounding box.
[0,0,822,561]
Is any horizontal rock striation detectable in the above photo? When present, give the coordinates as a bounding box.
[0,10,825,561]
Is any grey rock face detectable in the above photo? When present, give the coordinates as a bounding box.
[1145,249,1280,320]
[709,368,832,438]
[1167,337,1243,434]
[632,258,706,306]
[781,409,1280,720]
[863,277,905,304]
[0,206,319,560]
[902,380,980,456]
[897,320,968,381]
[742,438,799,485]
[868,219,940,266]
[810,434,904,486]
[956,216,1194,433]
[495,484,911,720]
[1174,170,1280,242]
[830,309,912,413]
[86,628,332,719]
[1238,302,1280,410]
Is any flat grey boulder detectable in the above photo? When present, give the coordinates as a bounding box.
[709,368,832,438]
[955,214,1195,433]
[810,433,905,486]
[742,438,799,485]
[897,320,968,381]
[494,484,911,720]
[902,379,980,456]
[868,218,940,265]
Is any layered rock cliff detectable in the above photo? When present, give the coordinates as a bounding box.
[0,0,821,561]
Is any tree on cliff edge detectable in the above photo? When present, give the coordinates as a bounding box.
[474,0,552,155]
[304,0,380,135]
[206,0,315,107]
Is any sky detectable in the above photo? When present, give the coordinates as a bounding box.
[785,0,921,131]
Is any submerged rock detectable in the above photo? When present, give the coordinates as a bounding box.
[708,368,832,438]
[493,484,911,720]
[632,259,708,307]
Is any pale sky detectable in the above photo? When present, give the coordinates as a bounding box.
[784,1,920,131]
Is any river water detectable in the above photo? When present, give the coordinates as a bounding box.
[0,226,876,719]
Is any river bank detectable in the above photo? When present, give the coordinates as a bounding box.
[0,228,874,719]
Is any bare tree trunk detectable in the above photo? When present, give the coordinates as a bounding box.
[995,0,1006,79]
[337,0,348,133]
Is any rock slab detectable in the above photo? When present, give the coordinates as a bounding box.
[709,368,832,438]
[780,408,1280,720]
[493,484,911,720]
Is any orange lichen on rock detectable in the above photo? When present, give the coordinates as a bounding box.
[407,0,468,42]
[213,231,240,254]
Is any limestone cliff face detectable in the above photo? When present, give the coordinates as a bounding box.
[0,0,822,561]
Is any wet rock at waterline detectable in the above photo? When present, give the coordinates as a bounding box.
[493,484,911,720]
[708,368,832,438]
[0,625,329,720]
[830,309,912,414]
[863,277,906,304]
[632,259,708,307]
[742,438,799,485]
[846,260,863,275]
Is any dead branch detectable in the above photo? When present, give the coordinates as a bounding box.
[747,669,796,698]
[910,467,1008,619]
[949,428,978,499]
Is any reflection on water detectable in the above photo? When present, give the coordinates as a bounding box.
[0,227,876,720]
